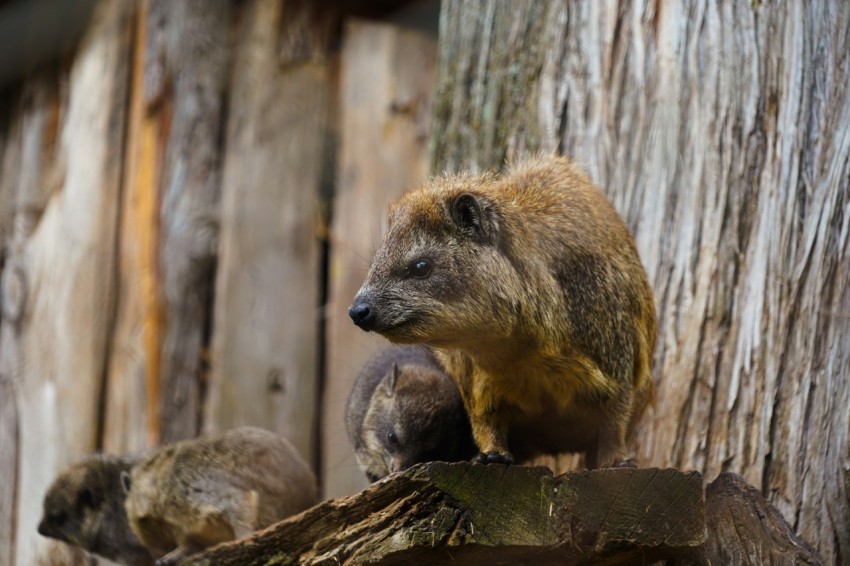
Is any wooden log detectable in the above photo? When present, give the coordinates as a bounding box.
[700,472,823,565]
[185,463,705,565]
[204,0,332,466]
[5,0,132,563]
[321,18,436,499]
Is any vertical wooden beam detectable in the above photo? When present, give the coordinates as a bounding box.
[153,0,230,443]
[103,0,230,453]
[322,19,436,498]
[8,0,132,562]
[205,0,332,468]
[103,0,164,453]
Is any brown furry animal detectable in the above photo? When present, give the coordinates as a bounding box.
[346,345,476,481]
[122,427,318,565]
[349,155,656,468]
[38,454,155,566]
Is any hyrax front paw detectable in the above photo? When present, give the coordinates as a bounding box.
[475,451,515,465]
[609,458,638,468]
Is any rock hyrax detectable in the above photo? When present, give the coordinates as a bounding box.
[346,345,476,481]
[349,155,656,468]
[122,426,318,565]
[38,454,154,566]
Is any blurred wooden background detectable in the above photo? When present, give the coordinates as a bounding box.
[0,0,847,564]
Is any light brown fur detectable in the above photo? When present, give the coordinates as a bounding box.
[122,427,318,565]
[350,155,656,467]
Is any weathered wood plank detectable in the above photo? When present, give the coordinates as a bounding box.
[432,1,850,561]
[204,0,331,466]
[153,0,229,443]
[102,0,163,454]
[8,0,132,563]
[0,89,25,566]
[322,18,436,499]
[185,463,705,565]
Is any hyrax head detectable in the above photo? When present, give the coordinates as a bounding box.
[349,175,518,344]
[358,360,472,481]
[38,457,111,549]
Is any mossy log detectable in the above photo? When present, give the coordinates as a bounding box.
[184,463,707,565]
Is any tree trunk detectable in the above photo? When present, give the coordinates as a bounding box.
[431,1,850,563]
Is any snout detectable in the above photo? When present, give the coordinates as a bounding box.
[37,518,49,537]
[349,295,377,330]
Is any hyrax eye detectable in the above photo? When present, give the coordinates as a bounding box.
[406,258,432,279]
[387,431,400,447]
[50,511,68,525]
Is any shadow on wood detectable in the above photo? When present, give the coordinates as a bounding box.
[184,463,706,565]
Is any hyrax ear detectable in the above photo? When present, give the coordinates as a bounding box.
[120,471,132,495]
[450,193,495,243]
[383,363,400,395]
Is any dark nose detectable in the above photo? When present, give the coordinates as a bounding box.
[349,299,376,329]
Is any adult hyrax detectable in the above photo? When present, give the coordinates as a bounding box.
[346,345,477,481]
[122,427,318,565]
[38,454,155,566]
[349,155,656,468]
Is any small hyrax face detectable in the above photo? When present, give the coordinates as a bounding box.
[349,179,516,344]
[358,362,465,481]
[38,461,106,550]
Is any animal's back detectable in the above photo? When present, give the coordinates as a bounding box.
[126,426,318,559]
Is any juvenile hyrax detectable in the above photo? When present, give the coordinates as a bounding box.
[349,155,656,468]
[122,427,318,565]
[38,454,155,566]
[346,345,477,481]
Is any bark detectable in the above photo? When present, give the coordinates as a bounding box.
[322,18,437,499]
[185,463,707,565]
[432,1,850,562]
[699,472,822,565]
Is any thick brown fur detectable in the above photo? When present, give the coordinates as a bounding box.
[122,427,318,565]
[350,155,656,467]
[38,454,155,566]
[346,345,477,481]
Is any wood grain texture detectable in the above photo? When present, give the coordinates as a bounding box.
[185,463,705,565]
[4,1,132,563]
[322,19,436,499]
[153,0,229,444]
[432,1,849,562]
[700,472,823,565]
[103,0,163,455]
[204,0,329,466]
